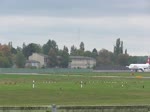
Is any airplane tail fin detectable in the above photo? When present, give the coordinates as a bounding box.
[146,56,150,64]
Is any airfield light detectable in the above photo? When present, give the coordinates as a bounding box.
[81,81,83,88]
[33,80,35,88]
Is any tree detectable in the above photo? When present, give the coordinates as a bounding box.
[80,42,85,51]
[70,45,77,56]
[63,46,69,53]
[92,48,98,54]
[96,49,113,66]
[118,54,129,66]
[0,44,13,67]
[0,56,11,67]
[70,43,85,56]
[42,40,58,55]
[113,38,129,65]
[11,47,17,54]
[16,46,22,52]
[77,42,85,56]
[60,48,69,68]
[120,41,123,54]
[8,42,17,54]
[92,48,98,58]
[76,49,84,56]
[23,43,42,58]
[84,51,93,57]
[22,42,26,49]
[15,51,26,68]
[114,38,123,56]
[125,49,128,54]
[47,48,57,67]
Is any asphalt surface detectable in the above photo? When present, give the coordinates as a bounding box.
[93,70,131,72]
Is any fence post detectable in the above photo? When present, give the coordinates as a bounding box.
[52,104,57,112]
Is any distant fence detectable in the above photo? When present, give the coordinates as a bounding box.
[95,65,129,70]
[0,68,92,74]
[0,105,150,112]
[0,106,50,112]
[57,105,150,112]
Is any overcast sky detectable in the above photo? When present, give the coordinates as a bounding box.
[0,0,150,56]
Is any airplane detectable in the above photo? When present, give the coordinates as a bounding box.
[126,57,150,72]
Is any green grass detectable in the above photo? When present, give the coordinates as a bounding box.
[0,72,150,106]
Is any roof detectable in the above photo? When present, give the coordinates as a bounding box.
[70,56,95,60]
[31,53,48,58]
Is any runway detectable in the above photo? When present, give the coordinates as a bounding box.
[93,70,130,73]
[93,69,150,73]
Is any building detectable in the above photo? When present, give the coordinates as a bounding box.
[27,53,96,69]
[25,60,40,68]
[28,53,48,68]
[69,56,96,68]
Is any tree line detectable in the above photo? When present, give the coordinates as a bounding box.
[0,38,147,68]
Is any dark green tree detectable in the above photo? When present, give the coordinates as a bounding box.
[84,51,93,57]
[120,41,123,54]
[114,38,123,56]
[60,47,69,68]
[118,54,129,66]
[92,48,98,58]
[11,47,17,54]
[16,46,22,52]
[22,42,26,49]
[8,42,17,54]
[125,49,128,54]
[42,40,58,55]
[47,48,57,67]
[63,46,69,53]
[113,38,129,65]
[76,49,84,56]
[0,56,11,68]
[70,45,77,56]
[80,42,85,51]
[96,49,113,66]
[15,51,26,68]
[77,42,85,56]
[23,43,42,58]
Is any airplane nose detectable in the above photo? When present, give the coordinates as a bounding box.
[129,65,133,69]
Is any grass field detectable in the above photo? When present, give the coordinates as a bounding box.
[0,72,150,106]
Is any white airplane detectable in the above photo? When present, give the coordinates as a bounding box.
[126,57,150,72]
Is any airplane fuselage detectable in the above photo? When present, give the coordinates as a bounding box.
[128,63,149,72]
[127,57,150,72]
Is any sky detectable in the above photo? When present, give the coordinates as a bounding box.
[0,0,150,56]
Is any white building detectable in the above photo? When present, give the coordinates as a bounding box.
[27,53,96,69]
[69,56,96,69]
[25,60,40,68]
[28,53,48,68]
